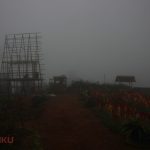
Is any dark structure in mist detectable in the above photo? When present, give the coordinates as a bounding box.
[0,33,43,95]
[53,75,67,86]
[49,75,67,93]
[115,75,136,87]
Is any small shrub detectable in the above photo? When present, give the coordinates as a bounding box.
[98,110,122,132]
[85,97,97,108]
[121,119,150,147]
[32,95,48,107]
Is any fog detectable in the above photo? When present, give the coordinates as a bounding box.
[0,0,150,87]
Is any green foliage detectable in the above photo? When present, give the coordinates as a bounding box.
[0,128,43,150]
[97,110,122,133]
[31,95,48,118]
[32,95,48,107]
[0,96,44,149]
[121,120,144,143]
[85,97,96,108]
[121,119,150,147]
[0,96,17,129]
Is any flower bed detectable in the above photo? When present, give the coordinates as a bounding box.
[80,88,150,147]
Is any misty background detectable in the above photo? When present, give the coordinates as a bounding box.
[0,0,150,87]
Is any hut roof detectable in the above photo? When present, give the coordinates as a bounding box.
[115,76,136,82]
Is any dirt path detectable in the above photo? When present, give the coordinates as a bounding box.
[33,94,136,150]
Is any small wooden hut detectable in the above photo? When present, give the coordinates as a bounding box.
[115,75,136,87]
[49,75,67,93]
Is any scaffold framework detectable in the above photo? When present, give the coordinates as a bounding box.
[0,33,43,95]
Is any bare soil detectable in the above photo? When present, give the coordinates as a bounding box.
[30,94,137,150]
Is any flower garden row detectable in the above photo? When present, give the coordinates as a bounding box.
[81,89,150,123]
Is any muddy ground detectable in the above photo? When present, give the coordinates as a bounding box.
[29,94,137,150]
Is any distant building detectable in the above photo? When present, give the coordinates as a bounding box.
[115,75,136,87]
[53,75,67,86]
[49,75,67,93]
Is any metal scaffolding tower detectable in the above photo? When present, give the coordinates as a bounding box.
[0,33,43,95]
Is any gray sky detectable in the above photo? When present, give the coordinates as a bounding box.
[0,0,150,87]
